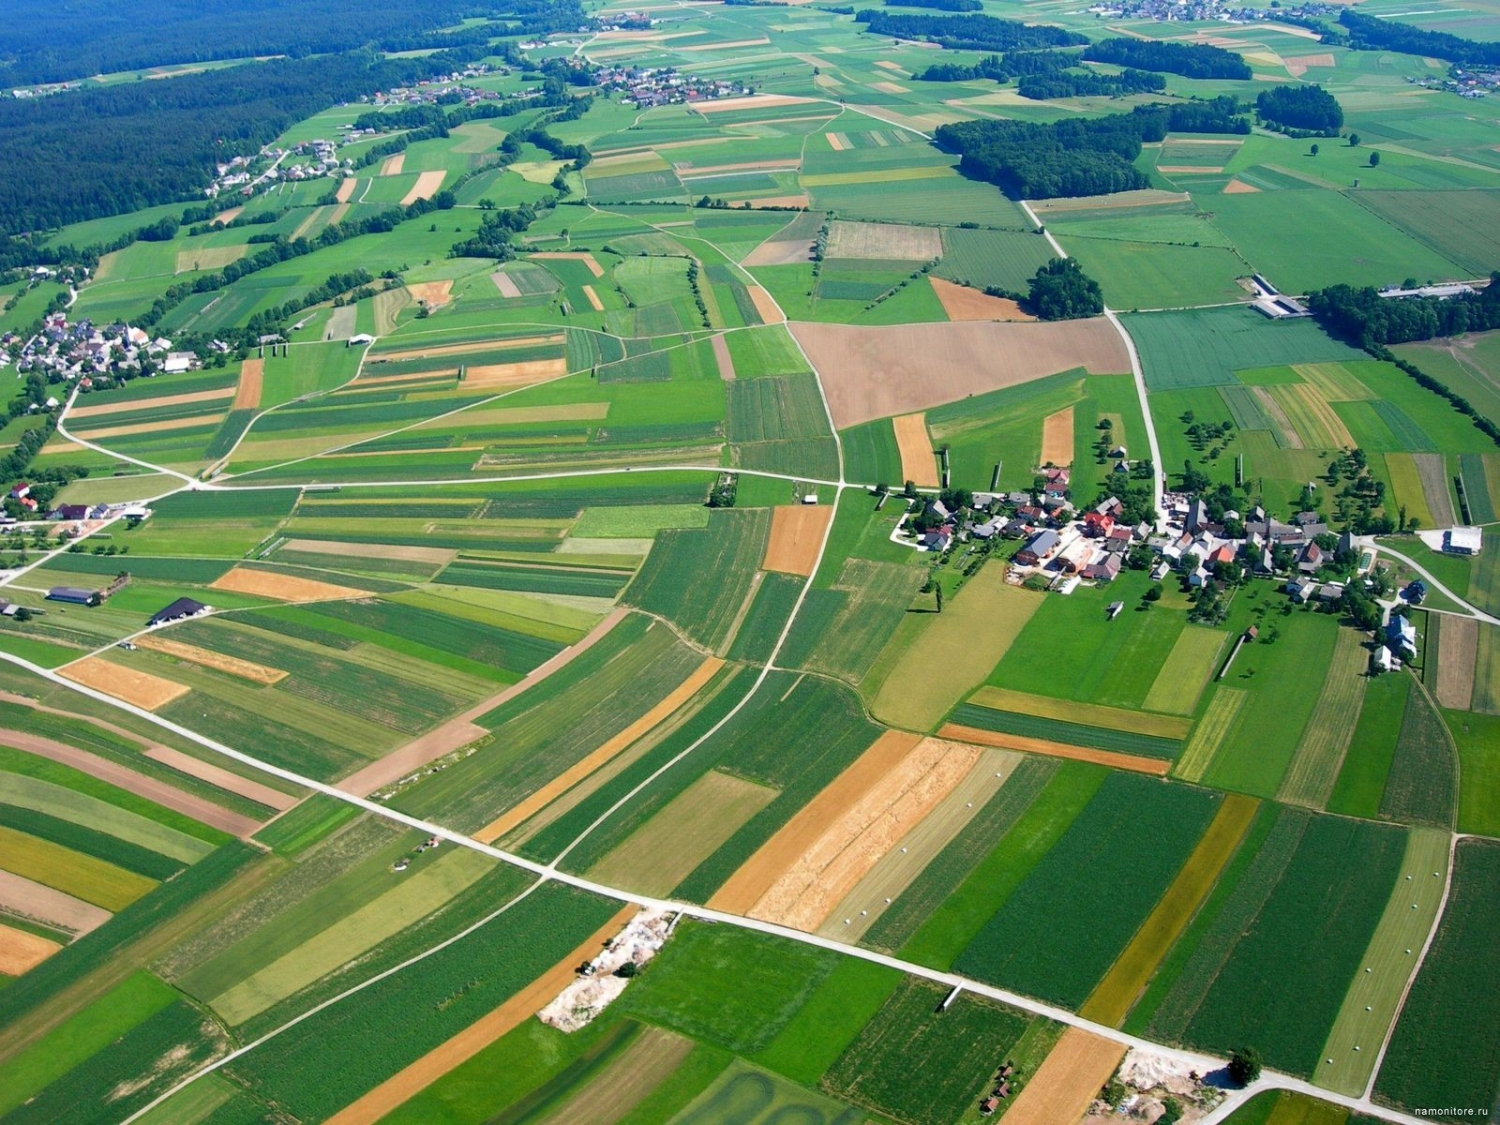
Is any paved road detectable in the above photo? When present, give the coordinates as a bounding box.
[1366,538,1500,625]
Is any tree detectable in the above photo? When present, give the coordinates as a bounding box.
[1228,1047,1262,1087]
[1025,258,1104,321]
[1310,143,1320,156]
[1349,133,1360,146]
[934,584,945,613]
[1369,151,1381,167]
[12,606,32,623]
[1143,583,1163,602]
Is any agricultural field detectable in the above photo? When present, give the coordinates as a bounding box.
[7,2,1500,1120]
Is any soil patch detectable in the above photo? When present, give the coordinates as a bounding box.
[465,358,569,388]
[142,745,297,811]
[695,94,818,115]
[747,285,783,323]
[0,870,110,936]
[938,723,1171,775]
[1223,178,1261,194]
[1041,405,1074,467]
[892,412,939,488]
[0,922,61,974]
[762,504,833,576]
[1436,615,1478,711]
[375,334,564,363]
[709,730,921,914]
[491,271,523,298]
[340,610,629,799]
[136,635,285,685]
[60,656,189,711]
[794,319,1129,430]
[530,252,605,278]
[476,654,724,842]
[335,178,356,203]
[400,171,447,207]
[750,737,980,932]
[407,280,454,308]
[711,334,737,381]
[233,359,263,411]
[379,153,405,176]
[68,387,234,421]
[322,907,636,1125]
[1000,1027,1127,1125]
[582,284,605,312]
[210,566,367,602]
[929,278,1034,322]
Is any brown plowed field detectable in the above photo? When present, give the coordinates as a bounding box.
[711,334,736,380]
[476,655,724,842]
[0,922,61,974]
[708,730,921,913]
[491,271,523,298]
[762,504,833,575]
[72,413,226,441]
[892,413,939,488]
[379,153,405,176]
[582,284,605,311]
[1041,406,1074,467]
[1223,178,1261,194]
[68,387,233,420]
[407,280,454,308]
[211,567,367,602]
[749,738,980,932]
[60,656,190,711]
[999,1027,1126,1125]
[466,358,569,388]
[322,906,636,1125]
[929,278,1034,322]
[142,746,297,811]
[335,178,356,203]
[375,334,564,363]
[747,286,783,323]
[339,609,628,798]
[233,359,263,411]
[1436,614,1478,711]
[791,319,1129,429]
[937,724,1171,776]
[0,870,110,935]
[136,635,285,685]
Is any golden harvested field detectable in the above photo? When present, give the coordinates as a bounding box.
[749,737,980,932]
[477,656,725,843]
[1223,178,1261,194]
[71,413,225,441]
[530,252,604,278]
[1040,405,1074,467]
[968,687,1192,739]
[210,567,367,602]
[929,278,1033,322]
[60,656,190,711]
[0,922,61,975]
[587,769,778,897]
[762,504,834,576]
[1436,614,1477,710]
[694,96,814,117]
[233,358,263,411]
[869,567,1042,731]
[999,1027,1127,1125]
[68,386,233,420]
[679,37,771,51]
[407,280,454,308]
[1080,793,1259,1027]
[322,907,636,1125]
[709,730,920,914]
[335,178,356,203]
[281,538,456,564]
[379,152,405,176]
[892,413,939,488]
[825,221,941,261]
[400,171,447,206]
[581,284,605,311]
[791,319,1129,429]
[136,635,286,685]
[938,724,1172,776]
[465,358,569,388]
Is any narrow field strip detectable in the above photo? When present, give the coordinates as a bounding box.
[1173,688,1246,783]
[136,635,287,686]
[210,567,368,602]
[1142,628,1229,716]
[892,412,939,488]
[938,724,1171,776]
[1080,794,1259,1028]
[968,687,1192,740]
[1276,627,1370,809]
[996,1026,1127,1125]
[0,824,156,911]
[59,656,190,712]
[0,868,111,934]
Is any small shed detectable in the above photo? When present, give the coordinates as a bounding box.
[1107,601,1124,619]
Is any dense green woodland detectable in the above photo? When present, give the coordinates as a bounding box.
[1081,38,1251,80]
[0,0,576,85]
[854,10,1087,51]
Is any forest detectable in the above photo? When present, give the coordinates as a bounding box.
[1081,38,1252,80]
[1255,85,1344,134]
[1308,279,1500,345]
[854,11,1087,51]
[1338,9,1500,67]
[881,0,982,11]
[1018,67,1165,100]
[0,0,579,86]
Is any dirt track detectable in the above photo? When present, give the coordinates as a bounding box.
[892,413,939,488]
[321,906,636,1125]
[937,724,1171,776]
[762,505,833,576]
[790,319,1129,429]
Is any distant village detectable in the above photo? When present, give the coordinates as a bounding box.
[5,312,210,386]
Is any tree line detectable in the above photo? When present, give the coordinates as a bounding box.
[1081,38,1251,80]
[1337,9,1500,68]
[882,0,981,11]
[1256,85,1343,135]
[854,10,1087,51]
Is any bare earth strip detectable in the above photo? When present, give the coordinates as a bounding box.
[0,870,110,936]
[233,359,263,411]
[379,153,405,176]
[693,94,815,114]
[210,567,368,602]
[929,278,1034,322]
[68,387,234,420]
[791,319,1129,430]
[1223,178,1261,194]
[1412,452,1457,527]
[475,654,725,843]
[338,608,627,799]
[938,724,1171,776]
[335,178,356,203]
[212,206,244,225]
[375,334,565,363]
[709,730,921,914]
[60,656,190,711]
[1436,614,1477,710]
[581,285,605,312]
[281,538,457,564]
[491,271,523,298]
[750,737,981,933]
[0,728,259,836]
[143,746,297,812]
[135,635,286,685]
[819,748,1022,942]
[762,505,835,576]
[1041,406,1074,467]
[892,413,939,489]
[747,286,783,324]
[72,413,226,441]
[529,252,605,278]
[400,171,447,207]
[322,906,636,1125]
[466,358,569,388]
[742,239,816,267]
[1000,1027,1127,1125]
[0,922,61,974]
[711,334,736,381]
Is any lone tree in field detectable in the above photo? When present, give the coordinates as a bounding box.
[1227,1047,1262,1087]
[1369,151,1381,167]
[1310,143,1319,156]
[1349,133,1360,146]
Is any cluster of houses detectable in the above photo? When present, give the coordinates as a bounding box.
[11,313,208,384]
[978,1062,1018,1116]
[365,64,505,110]
[594,64,752,108]
[1086,0,1339,25]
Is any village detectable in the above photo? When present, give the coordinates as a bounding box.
[5,311,209,386]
